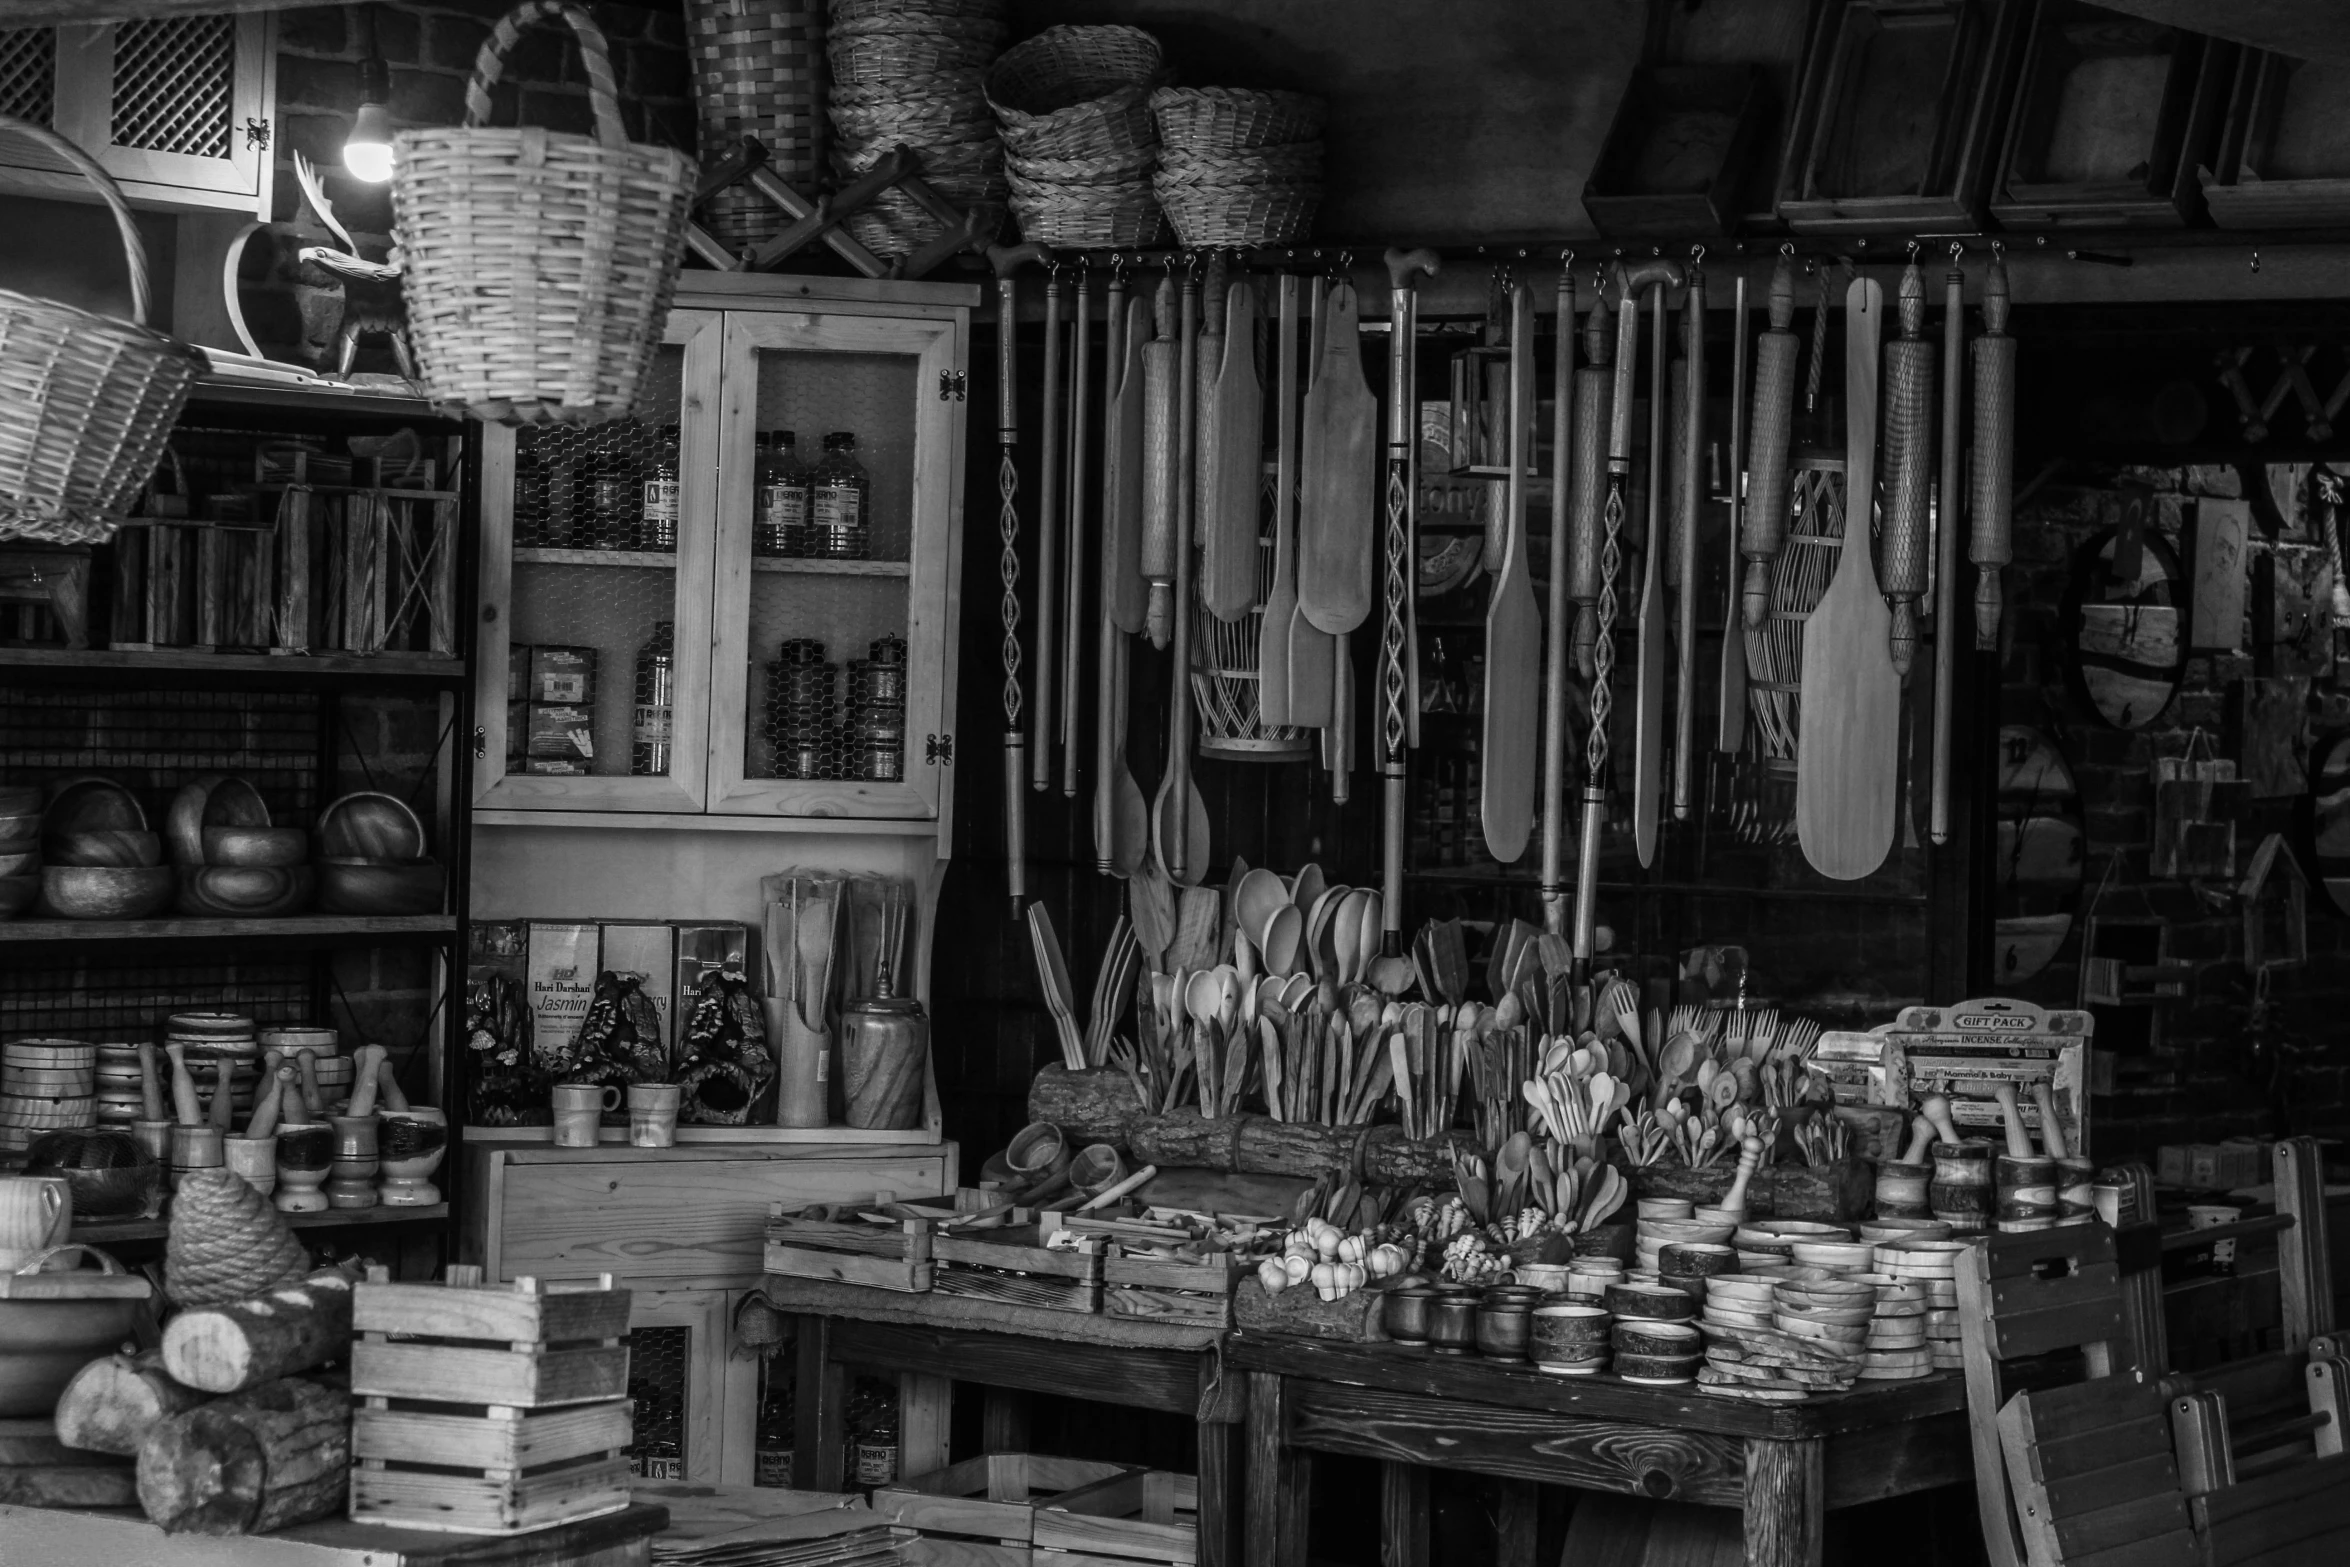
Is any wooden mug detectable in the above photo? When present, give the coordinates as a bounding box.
[552,1082,620,1148]
[0,1174,69,1270]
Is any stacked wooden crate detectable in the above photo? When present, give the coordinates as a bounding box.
[876,1454,1200,1566]
[764,1207,935,1292]
[348,1269,633,1534]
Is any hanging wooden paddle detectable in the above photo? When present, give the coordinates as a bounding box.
[1931,248,1965,846]
[1153,263,1211,886]
[1880,258,1933,680]
[1795,273,1898,882]
[1671,261,1705,823]
[986,241,1044,914]
[1742,254,1799,630]
[1034,267,1062,792]
[1631,262,1681,869]
[1383,247,1439,953]
[1481,278,1539,865]
[1204,271,1263,623]
[1541,260,1578,938]
[1971,252,2015,650]
[1718,271,1749,754]
[1297,279,1376,635]
[1568,282,1612,682]
[1261,273,1301,727]
[1288,277,1338,726]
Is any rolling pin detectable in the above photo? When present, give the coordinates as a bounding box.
[1062,265,1093,799]
[207,1057,235,1132]
[162,1042,201,1128]
[377,1054,409,1113]
[1671,260,1705,821]
[1879,259,1934,680]
[2032,1081,2069,1160]
[1970,252,2014,649]
[245,1054,287,1140]
[1741,254,1799,629]
[1141,276,1179,649]
[138,1041,166,1124]
[346,1043,387,1120]
[1992,1082,2034,1160]
[1033,268,1064,791]
[1567,284,1612,681]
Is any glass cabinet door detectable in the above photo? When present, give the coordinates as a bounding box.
[475,311,723,812]
[706,308,962,819]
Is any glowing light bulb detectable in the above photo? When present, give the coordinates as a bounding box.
[345,102,394,183]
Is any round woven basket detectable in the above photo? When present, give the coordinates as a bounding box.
[1160,140,1323,184]
[837,139,1004,180]
[393,1,694,426]
[1154,167,1320,248]
[830,0,1003,30]
[0,114,204,547]
[687,0,827,250]
[986,25,1165,160]
[829,29,996,85]
[1008,183,1164,248]
[1150,86,1325,151]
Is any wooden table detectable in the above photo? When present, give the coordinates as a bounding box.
[1231,1336,1971,1567]
[765,1276,1241,1566]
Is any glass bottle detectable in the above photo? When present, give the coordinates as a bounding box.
[589,432,640,550]
[755,430,810,557]
[639,423,679,551]
[513,436,551,546]
[754,1364,795,1488]
[633,620,675,776]
[810,431,870,560]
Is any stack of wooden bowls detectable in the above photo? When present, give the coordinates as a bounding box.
[94,1043,146,1126]
[313,792,443,916]
[1731,1218,1852,1272]
[0,783,39,918]
[1764,1275,1873,1394]
[1,1038,96,1158]
[1851,1272,1933,1380]
[166,1013,260,1122]
[38,777,173,920]
[262,1028,349,1117]
[1696,1273,1779,1332]
[1634,1205,1735,1276]
[168,775,311,917]
[1871,1238,1968,1369]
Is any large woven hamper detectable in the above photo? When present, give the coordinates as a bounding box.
[0,114,204,546]
[392,1,695,425]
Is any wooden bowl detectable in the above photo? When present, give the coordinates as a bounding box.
[41,829,162,868]
[1790,1240,1877,1273]
[39,865,174,920]
[176,865,315,918]
[0,849,37,879]
[1612,1351,1700,1384]
[1612,1319,1700,1359]
[166,775,269,866]
[0,786,39,814]
[203,826,308,868]
[0,813,39,842]
[315,858,441,915]
[42,777,145,834]
[1603,1281,1696,1322]
[316,791,427,861]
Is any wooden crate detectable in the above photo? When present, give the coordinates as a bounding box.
[351,1272,631,1410]
[1103,1251,1244,1330]
[874,1453,1134,1545]
[932,1225,1103,1314]
[763,1209,935,1293]
[1036,1469,1199,1564]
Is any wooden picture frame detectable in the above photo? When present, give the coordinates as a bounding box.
[1778,0,2027,233]
[1991,1,2231,229]
[1581,64,1771,237]
[2203,47,2350,228]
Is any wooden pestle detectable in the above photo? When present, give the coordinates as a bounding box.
[278,1065,312,1126]
[1721,1135,1766,1213]
[1992,1082,2034,1159]
[162,1042,202,1127]
[297,1052,324,1120]
[345,1044,387,1120]
[1901,1114,1937,1164]
[244,1052,286,1139]
[2033,1081,2069,1160]
[376,1056,409,1113]
[207,1057,236,1131]
[1920,1093,1961,1149]
[137,1042,166,1123]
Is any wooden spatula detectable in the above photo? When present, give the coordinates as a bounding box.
[1260,273,1301,725]
[1632,273,1670,868]
[1481,280,1539,864]
[1106,290,1149,635]
[1288,277,1337,724]
[1297,278,1376,635]
[1795,273,1898,880]
[1203,275,1262,622]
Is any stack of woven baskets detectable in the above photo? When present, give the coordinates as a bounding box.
[988,25,1168,249]
[1150,87,1326,248]
[826,0,1008,260]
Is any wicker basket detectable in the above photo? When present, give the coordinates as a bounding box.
[830,0,1003,29]
[986,25,1165,160]
[687,0,827,251]
[1154,167,1320,248]
[1007,143,1164,246]
[1150,86,1325,152]
[830,29,997,85]
[1160,140,1323,184]
[0,114,204,547]
[392,1,695,426]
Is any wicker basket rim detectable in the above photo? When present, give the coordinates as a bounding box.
[984,25,1165,116]
[1148,85,1324,111]
[0,286,206,365]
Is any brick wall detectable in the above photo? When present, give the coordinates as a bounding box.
[1998,467,2350,1159]
[333,693,457,1090]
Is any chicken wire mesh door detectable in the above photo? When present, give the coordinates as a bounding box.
[476,313,722,813]
[707,308,961,820]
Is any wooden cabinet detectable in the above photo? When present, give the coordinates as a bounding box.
[0,15,276,216]
[472,276,975,836]
[630,1286,761,1485]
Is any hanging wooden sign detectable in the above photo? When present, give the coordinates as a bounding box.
[1994,726,2085,986]
[2062,522,2185,730]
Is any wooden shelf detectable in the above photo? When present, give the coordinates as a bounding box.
[0,914,456,947]
[466,1124,941,1147]
[0,646,465,690]
[514,547,677,568]
[75,1202,447,1244]
[187,376,452,421]
[1406,868,1928,904]
[471,809,936,834]
[751,556,910,577]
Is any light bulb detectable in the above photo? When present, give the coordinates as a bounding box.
[345,102,395,183]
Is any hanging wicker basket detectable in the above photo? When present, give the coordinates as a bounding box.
[1154,166,1321,248]
[0,114,205,547]
[1149,87,1325,152]
[392,1,695,426]
[985,25,1165,160]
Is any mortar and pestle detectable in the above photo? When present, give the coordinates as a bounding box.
[326,1044,386,1209]
[374,1060,447,1206]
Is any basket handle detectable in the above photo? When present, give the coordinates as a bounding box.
[12,1243,127,1278]
[464,1,629,151]
[0,112,151,326]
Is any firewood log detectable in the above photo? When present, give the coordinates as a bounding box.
[136,1377,348,1536]
[160,1268,355,1394]
[54,1351,208,1457]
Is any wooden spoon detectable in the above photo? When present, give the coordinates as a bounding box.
[1105,635,1149,876]
[1481,280,1540,864]
[1234,867,1289,952]
[1259,904,1303,976]
[1291,861,1328,914]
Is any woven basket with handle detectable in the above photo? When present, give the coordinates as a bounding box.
[392,1,694,426]
[0,114,205,547]
[985,25,1165,160]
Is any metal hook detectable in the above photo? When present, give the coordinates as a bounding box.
[1990,239,2004,259]
[1779,241,1796,258]
[1906,239,1921,262]
[1950,240,1965,259]
[2252,248,2262,274]
[1690,243,1706,266]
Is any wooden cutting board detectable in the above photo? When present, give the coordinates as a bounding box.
[1481,284,1539,865]
[1296,279,1375,635]
[1105,294,1150,635]
[1288,278,1338,725]
[1796,275,1898,881]
[1260,275,1301,726]
[1203,279,1263,622]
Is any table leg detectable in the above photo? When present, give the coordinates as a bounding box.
[793,1315,846,1493]
[1494,1477,1538,1567]
[1744,1437,1824,1567]
[983,1387,1031,1454]
[1379,1461,1428,1567]
[899,1372,951,1482]
[1245,1371,1310,1567]
[1199,1404,1239,1567]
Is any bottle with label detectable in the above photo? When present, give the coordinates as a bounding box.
[513,436,552,545]
[754,429,810,556]
[588,438,641,550]
[639,423,680,550]
[633,620,675,776]
[810,431,870,560]
[754,1364,796,1488]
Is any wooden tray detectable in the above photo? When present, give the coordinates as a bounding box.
[763,1210,935,1293]
[1582,64,1770,237]
[1036,1469,1199,1564]
[1992,0,2229,228]
[1102,1251,1245,1330]
[1779,0,2026,233]
[932,1225,1104,1314]
[2203,47,2350,227]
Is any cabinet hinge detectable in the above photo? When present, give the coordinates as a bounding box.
[245,118,272,151]
[938,370,967,402]
[926,733,953,765]
[472,725,487,760]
